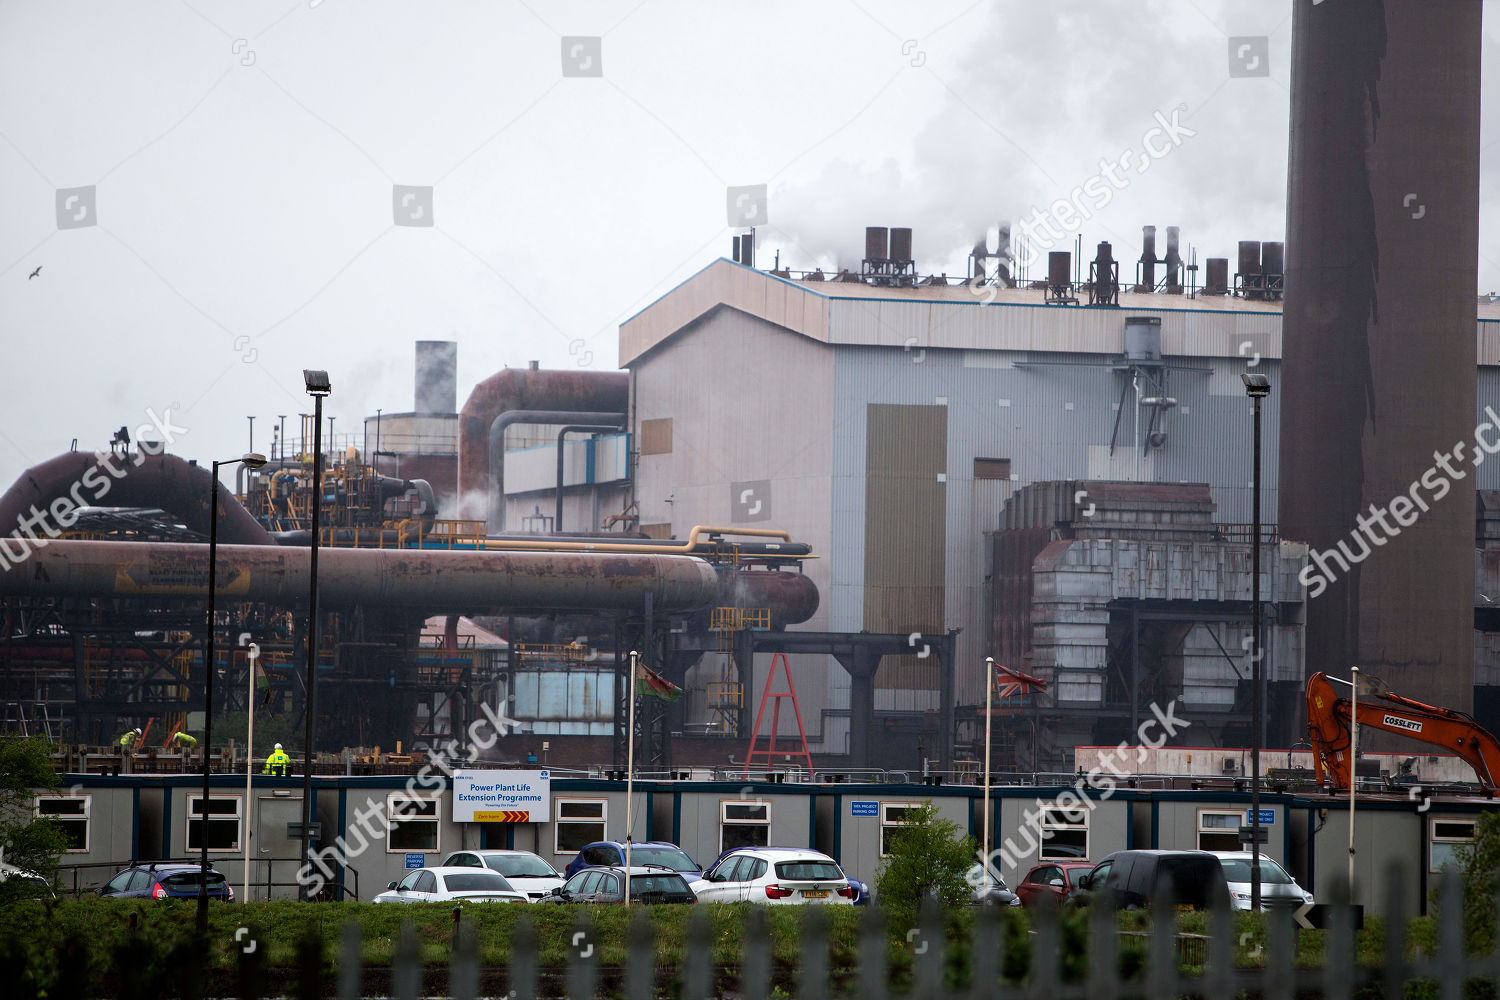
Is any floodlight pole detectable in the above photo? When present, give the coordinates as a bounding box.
[1242,372,1270,912]
[299,371,331,901]
[200,453,264,933]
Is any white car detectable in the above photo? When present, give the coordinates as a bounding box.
[373,865,528,904]
[695,848,855,905]
[1212,852,1315,911]
[441,849,566,902]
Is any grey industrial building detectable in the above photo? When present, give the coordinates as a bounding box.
[614,254,1500,770]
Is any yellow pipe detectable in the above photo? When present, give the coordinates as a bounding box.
[472,525,812,557]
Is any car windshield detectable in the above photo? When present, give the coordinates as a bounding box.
[487,856,556,878]
[775,861,842,880]
[1219,858,1293,884]
[630,874,691,895]
[444,872,513,892]
[629,847,697,872]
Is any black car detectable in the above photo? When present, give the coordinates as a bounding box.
[98,862,234,902]
[1071,850,1228,911]
[543,865,697,904]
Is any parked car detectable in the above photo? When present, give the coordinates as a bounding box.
[1071,850,1229,911]
[699,846,871,904]
[565,841,702,880]
[972,877,1022,907]
[373,866,528,904]
[542,865,698,904]
[441,849,565,901]
[97,862,233,902]
[695,848,856,905]
[1015,861,1096,907]
[1212,852,1315,911]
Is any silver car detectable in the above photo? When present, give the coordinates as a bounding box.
[441,849,566,901]
[1212,852,1314,911]
[374,866,528,904]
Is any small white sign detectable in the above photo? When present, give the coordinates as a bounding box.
[452,769,550,823]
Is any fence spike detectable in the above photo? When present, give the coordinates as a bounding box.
[1384,863,1407,1000]
[799,904,830,1000]
[567,909,598,1000]
[683,906,714,1000]
[450,918,478,1000]
[1438,868,1463,1000]
[1028,898,1058,1000]
[336,921,361,1000]
[1323,890,1355,1000]
[742,905,771,1000]
[1490,869,1500,999]
[1206,897,1233,1000]
[510,911,539,1000]
[295,924,326,1000]
[393,921,421,1000]
[1266,898,1295,1000]
[914,896,944,1000]
[1087,896,1118,1000]
[626,905,655,1000]
[1147,879,1175,1000]
[858,905,889,1000]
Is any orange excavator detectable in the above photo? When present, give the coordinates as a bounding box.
[1306,671,1500,792]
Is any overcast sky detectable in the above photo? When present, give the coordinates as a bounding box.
[1,0,1497,492]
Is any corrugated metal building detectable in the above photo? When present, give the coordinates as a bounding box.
[620,258,1500,765]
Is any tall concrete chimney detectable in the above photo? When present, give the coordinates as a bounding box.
[1280,1,1481,729]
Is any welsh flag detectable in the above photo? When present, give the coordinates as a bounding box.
[635,662,682,702]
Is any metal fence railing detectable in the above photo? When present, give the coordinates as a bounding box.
[54,857,360,902]
[71,869,1500,999]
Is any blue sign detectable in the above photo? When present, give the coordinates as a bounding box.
[851,800,879,817]
[1247,809,1275,824]
[405,853,425,869]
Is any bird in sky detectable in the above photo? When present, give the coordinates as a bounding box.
[27,266,41,280]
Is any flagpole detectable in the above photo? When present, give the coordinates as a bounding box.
[983,657,994,899]
[1348,665,1358,899]
[625,649,638,908]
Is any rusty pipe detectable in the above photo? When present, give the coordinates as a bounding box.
[0,540,721,614]
[458,368,628,520]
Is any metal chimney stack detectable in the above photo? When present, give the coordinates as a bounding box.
[1280,0,1482,730]
[1139,226,1157,291]
[1163,226,1182,292]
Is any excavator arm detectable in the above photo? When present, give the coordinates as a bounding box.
[1306,671,1500,791]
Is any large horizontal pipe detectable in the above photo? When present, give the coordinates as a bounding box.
[0,452,275,546]
[0,540,721,614]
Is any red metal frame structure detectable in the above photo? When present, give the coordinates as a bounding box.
[1306,670,1500,791]
[743,652,813,776]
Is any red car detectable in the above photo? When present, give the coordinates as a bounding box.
[1015,861,1095,906]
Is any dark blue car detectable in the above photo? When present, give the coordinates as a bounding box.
[98,862,234,902]
[702,846,871,905]
[565,841,702,881]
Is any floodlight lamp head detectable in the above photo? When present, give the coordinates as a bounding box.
[1241,373,1271,398]
[303,370,332,396]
